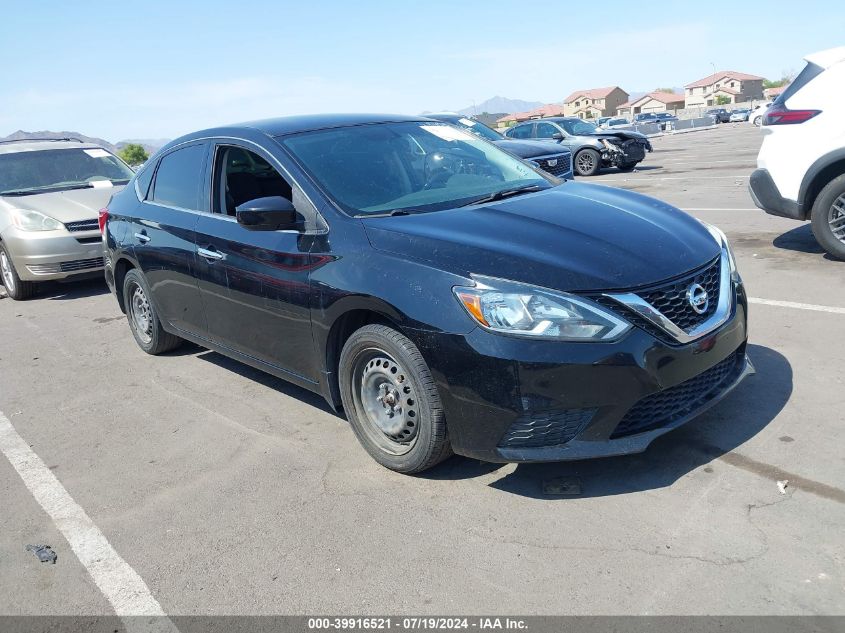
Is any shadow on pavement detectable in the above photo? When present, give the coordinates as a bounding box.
[425,344,791,497]
[42,277,110,300]
[773,224,844,263]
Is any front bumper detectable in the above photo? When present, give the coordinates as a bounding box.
[1,226,104,281]
[749,168,805,220]
[409,285,750,463]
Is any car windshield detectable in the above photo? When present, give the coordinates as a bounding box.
[557,120,598,135]
[0,147,134,195]
[280,121,552,216]
[446,117,503,142]
[608,119,628,125]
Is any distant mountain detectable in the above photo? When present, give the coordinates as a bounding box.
[456,96,544,116]
[1,130,117,152]
[0,131,169,157]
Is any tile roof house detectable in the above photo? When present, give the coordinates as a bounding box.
[764,84,788,99]
[562,86,629,119]
[684,71,765,108]
[617,91,685,117]
[496,103,567,127]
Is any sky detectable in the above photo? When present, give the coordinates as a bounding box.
[1,0,842,142]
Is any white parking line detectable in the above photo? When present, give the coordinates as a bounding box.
[749,297,845,314]
[682,208,758,211]
[0,410,178,633]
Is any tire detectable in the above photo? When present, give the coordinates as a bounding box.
[574,149,601,176]
[122,268,182,354]
[810,174,845,260]
[338,324,451,473]
[617,162,638,172]
[0,243,37,300]
[753,116,762,127]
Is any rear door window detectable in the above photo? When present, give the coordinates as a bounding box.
[151,143,207,211]
[509,124,532,139]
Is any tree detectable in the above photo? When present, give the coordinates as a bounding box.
[715,95,732,106]
[119,144,149,166]
[653,87,676,94]
[764,70,795,89]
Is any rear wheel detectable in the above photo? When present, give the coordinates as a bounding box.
[122,268,182,354]
[574,149,601,176]
[753,116,762,127]
[0,244,37,300]
[811,174,845,260]
[339,324,451,473]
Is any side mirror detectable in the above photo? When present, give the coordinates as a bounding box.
[552,132,564,141]
[235,196,298,231]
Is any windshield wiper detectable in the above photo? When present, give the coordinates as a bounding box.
[0,183,94,197]
[458,184,546,207]
[356,208,420,218]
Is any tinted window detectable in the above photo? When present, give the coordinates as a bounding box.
[535,122,559,139]
[508,124,532,139]
[152,144,206,211]
[213,146,292,216]
[135,163,155,199]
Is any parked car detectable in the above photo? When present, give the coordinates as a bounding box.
[598,117,631,129]
[596,117,612,128]
[0,138,134,299]
[729,109,751,122]
[705,108,731,123]
[750,46,845,260]
[425,113,573,179]
[748,102,772,126]
[503,117,652,176]
[653,112,679,128]
[104,114,751,473]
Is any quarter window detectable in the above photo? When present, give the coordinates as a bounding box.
[151,144,206,211]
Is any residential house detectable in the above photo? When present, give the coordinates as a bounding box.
[617,91,685,117]
[763,85,788,100]
[495,103,567,128]
[562,87,629,119]
[684,71,765,108]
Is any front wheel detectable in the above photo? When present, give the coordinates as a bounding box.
[339,324,451,473]
[574,149,601,176]
[753,116,762,127]
[0,243,37,300]
[810,174,845,260]
[122,268,182,354]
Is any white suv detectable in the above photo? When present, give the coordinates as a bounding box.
[750,46,845,260]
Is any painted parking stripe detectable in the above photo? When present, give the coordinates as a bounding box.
[682,208,758,211]
[749,298,845,314]
[0,410,178,633]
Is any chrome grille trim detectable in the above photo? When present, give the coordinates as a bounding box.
[602,250,733,344]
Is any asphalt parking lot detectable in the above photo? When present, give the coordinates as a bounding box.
[1,123,844,618]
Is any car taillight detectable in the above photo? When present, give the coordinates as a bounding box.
[98,208,109,233]
[763,105,821,125]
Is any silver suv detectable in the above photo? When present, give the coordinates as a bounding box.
[0,138,133,299]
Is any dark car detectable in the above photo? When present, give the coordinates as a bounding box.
[706,108,731,123]
[426,113,572,179]
[103,114,752,474]
[633,112,660,125]
[504,117,652,176]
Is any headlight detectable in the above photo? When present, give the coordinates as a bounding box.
[11,209,63,232]
[453,275,631,341]
[700,221,739,279]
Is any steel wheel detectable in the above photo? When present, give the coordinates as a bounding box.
[351,350,419,456]
[128,281,153,345]
[829,194,845,244]
[0,250,15,294]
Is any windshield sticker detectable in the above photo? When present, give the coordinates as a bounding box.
[458,118,477,127]
[90,179,114,188]
[84,149,110,158]
[420,125,474,142]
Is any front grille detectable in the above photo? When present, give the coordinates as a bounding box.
[59,257,104,272]
[641,257,721,331]
[611,351,743,438]
[534,154,571,178]
[64,219,99,232]
[499,408,596,449]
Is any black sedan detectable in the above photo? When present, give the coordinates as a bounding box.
[103,114,752,473]
[426,113,573,179]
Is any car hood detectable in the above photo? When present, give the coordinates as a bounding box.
[362,182,720,292]
[492,139,572,159]
[0,186,124,223]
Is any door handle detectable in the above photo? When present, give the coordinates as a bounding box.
[197,247,225,262]
[134,232,151,243]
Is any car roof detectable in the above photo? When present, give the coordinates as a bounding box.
[0,138,105,155]
[238,113,433,136]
